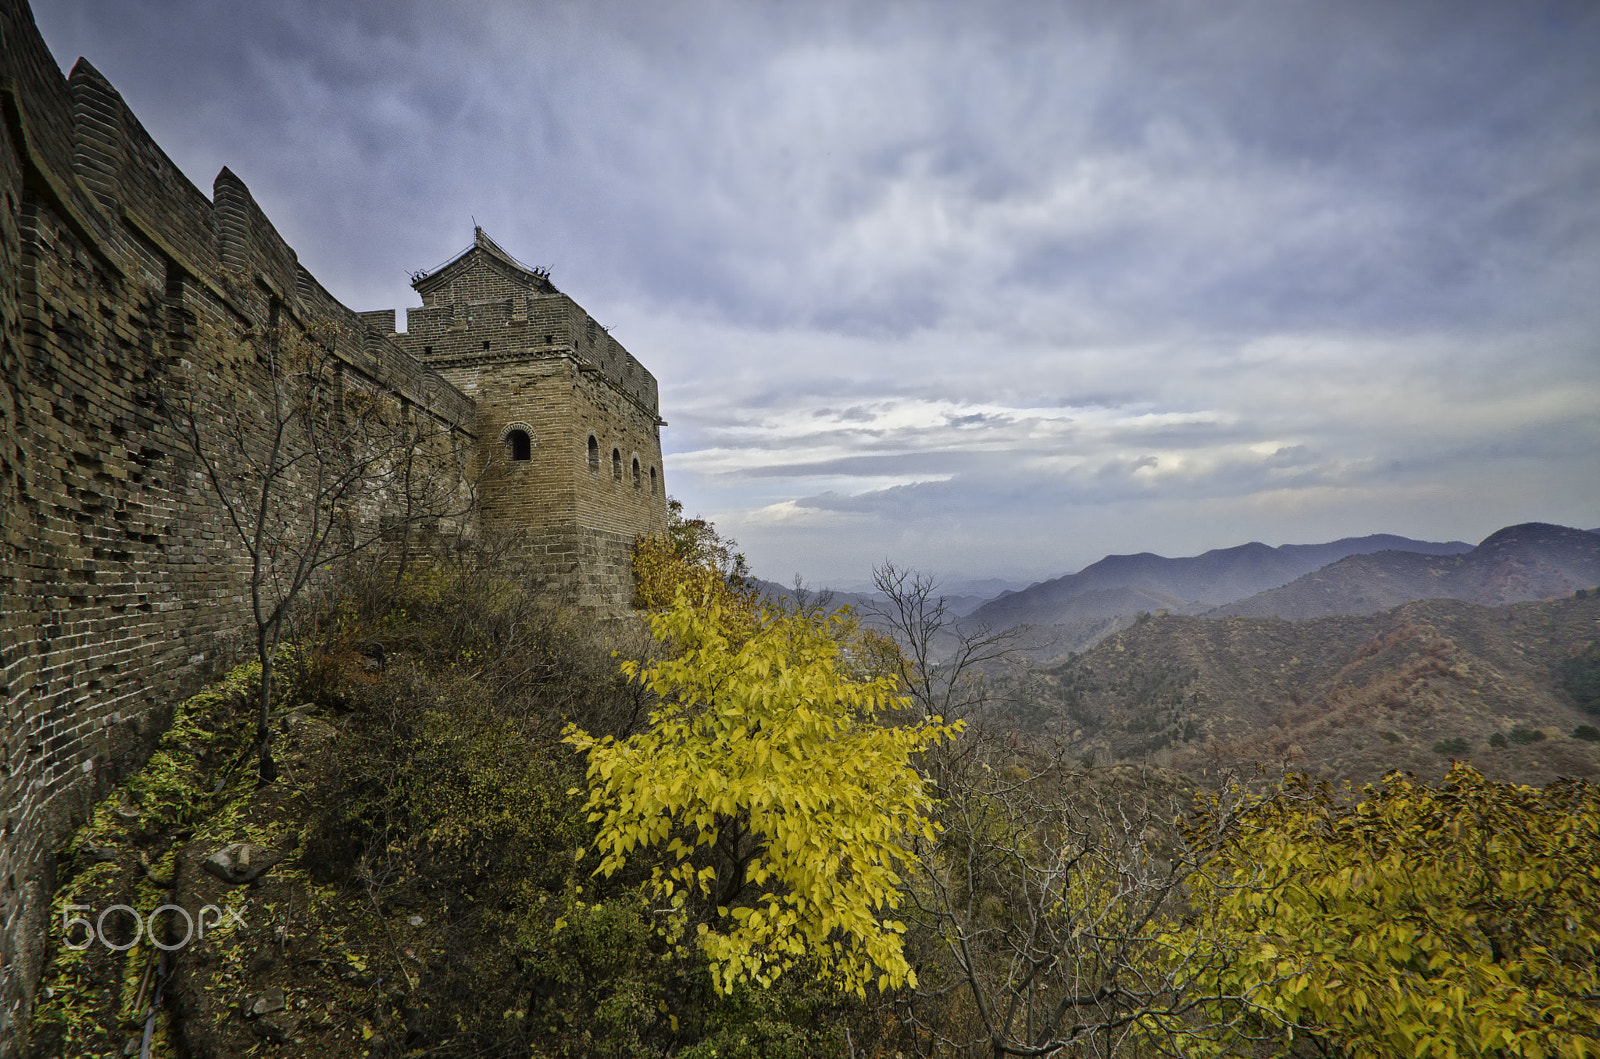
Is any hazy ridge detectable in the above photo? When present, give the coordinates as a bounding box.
[1210,522,1600,619]
[968,533,1474,628]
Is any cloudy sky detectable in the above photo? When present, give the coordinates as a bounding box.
[34,0,1600,588]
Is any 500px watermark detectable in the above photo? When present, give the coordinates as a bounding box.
[61,903,248,952]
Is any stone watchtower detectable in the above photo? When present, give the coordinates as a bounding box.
[368,228,669,609]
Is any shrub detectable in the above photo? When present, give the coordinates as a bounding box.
[1432,736,1470,756]
[1509,727,1547,746]
[1489,732,1508,749]
[300,558,696,1056]
[1381,731,1402,744]
[565,594,959,997]
[1187,765,1600,1056]
[1573,725,1600,743]
[1558,641,1600,715]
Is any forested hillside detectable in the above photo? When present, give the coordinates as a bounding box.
[25,513,1600,1058]
[1008,592,1600,786]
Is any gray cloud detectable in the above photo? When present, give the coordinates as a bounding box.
[33,0,1600,583]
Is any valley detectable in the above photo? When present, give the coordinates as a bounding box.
[801,522,1600,787]
[1004,593,1600,787]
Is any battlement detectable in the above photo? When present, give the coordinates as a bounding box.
[0,0,667,1045]
[387,227,662,417]
[384,225,670,591]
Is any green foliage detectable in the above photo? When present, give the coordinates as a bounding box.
[520,895,682,1058]
[1509,726,1548,746]
[1049,656,1102,734]
[32,661,265,1058]
[1574,725,1600,743]
[302,562,688,1055]
[1431,736,1470,756]
[565,591,960,997]
[675,976,853,1059]
[116,660,262,825]
[1558,641,1600,715]
[662,498,751,580]
[306,557,874,1056]
[1117,661,1197,710]
[39,549,879,1058]
[1185,764,1600,1058]
[1490,731,1509,748]
[1381,730,1402,743]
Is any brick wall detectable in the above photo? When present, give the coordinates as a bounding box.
[0,1,677,1046]
[390,232,670,612]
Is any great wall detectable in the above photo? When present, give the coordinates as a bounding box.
[0,0,669,1045]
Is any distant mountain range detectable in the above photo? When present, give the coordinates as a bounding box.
[755,523,1600,663]
[750,523,1600,785]
[968,533,1475,630]
[1210,523,1600,619]
[961,524,1599,647]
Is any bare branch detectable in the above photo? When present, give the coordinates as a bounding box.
[161,319,476,782]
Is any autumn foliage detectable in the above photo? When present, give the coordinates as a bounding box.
[564,503,959,999]
[1185,763,1600,1058]
[566,594,958,997]
[631,498,758,618]
[583,503,1600,1055]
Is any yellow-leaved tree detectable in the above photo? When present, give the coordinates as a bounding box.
[563,584,960,997]
[631,497,758,618]
[1183,764,1600,1058]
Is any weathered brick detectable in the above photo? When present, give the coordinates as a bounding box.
[0,0,671,1048]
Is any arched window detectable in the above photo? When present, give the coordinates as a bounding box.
[650,467,658,495]
[611,448,623,481]
[631,455,641,489]
[506,429,531,462]
[587,434,600,473]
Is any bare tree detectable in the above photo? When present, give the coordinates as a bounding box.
[164,318,472,781]
[902,745,1276,1058]
[871,566,1274,1057]
[869,561,1019,725]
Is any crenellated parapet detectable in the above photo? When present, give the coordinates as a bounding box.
[0,0,668,1047]
[397,228,661,416]
[387,226,669,607]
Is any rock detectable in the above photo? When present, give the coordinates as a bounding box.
[247,987,287,1017]
[203,841,278,885]
[138,850,173,887]
[253,1013,301,1042]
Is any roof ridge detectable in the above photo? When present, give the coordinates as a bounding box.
[410,227,552,289]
